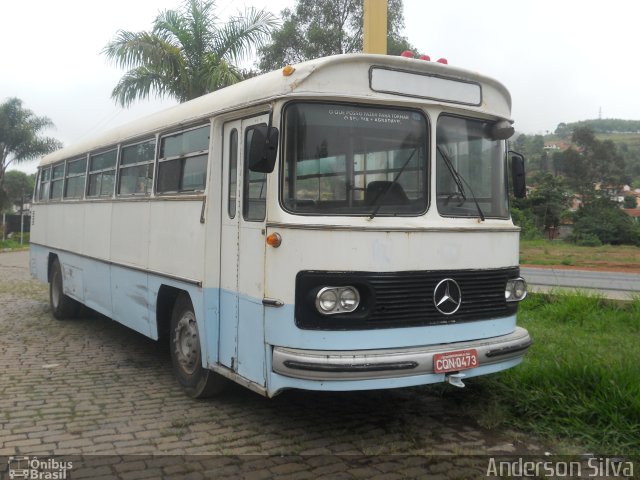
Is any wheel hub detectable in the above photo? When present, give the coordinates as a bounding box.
[51,272,61,308]
[174,312,200,375]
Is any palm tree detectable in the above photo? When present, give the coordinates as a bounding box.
[0,97,62,189]
[102,0,277,107]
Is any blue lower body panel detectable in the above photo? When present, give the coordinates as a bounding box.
[31,245,528,397]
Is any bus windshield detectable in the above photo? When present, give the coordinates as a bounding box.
[436,115,509,218]
[282,103,428,216]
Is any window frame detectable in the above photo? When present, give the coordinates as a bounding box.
[279,100,431,217]
[37,166,51,202]
[87,148,118,198]
[117,137,157,197]
[63,156,88,200]
[435,113,510,220]
[227,128,238,219]
[243,124,268,222]
[49,162,65,201]
[156,123,210,195]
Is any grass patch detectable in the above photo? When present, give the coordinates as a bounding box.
[465,293,640,454]
[0,238,28,250]
[520,239,640,271]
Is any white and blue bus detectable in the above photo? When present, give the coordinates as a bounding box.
[31,53,531,398]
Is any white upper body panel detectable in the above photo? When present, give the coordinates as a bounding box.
[39,54,512,167]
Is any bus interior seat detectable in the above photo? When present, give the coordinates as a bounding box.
[365,181,409,205]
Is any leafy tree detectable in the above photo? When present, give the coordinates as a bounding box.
[551,150,564,176]
[510,133,545,172]
[554,122,569,137]
[570,198,640,246]
[510,203,541,240]
[0,98,61,190]
[510,173,569,238]
[103,0,277,106]
[623,195,637,209]
[0,170,34,212]
[512,133,527,153]
[561,126,625,203]
[527,173,570,230]
[258,0,416,72]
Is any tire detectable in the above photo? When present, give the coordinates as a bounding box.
[170,293,227,398]
[49,258,79,320]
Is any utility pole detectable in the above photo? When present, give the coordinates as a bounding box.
[363,0,387,54]
[20,188,25,245]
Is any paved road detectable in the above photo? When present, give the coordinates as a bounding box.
[521,266,640,300]
[0,250,547,479]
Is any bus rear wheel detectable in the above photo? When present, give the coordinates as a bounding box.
[170,293,227,398]
[49,258,79,320]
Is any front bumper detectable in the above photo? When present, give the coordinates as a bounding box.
[273,326,531,381]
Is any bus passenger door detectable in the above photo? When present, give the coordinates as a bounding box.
[219,115,269,386]
[219,121,241,371]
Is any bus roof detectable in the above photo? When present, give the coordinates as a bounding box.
[39,53,513,167]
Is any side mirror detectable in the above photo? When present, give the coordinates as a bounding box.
[510,151,526,198]
[248,125,278,173]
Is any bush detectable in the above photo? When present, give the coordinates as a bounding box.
[570,198,640,245]
[575,233,602,247]
[623,195,637,209]
[511,206,542,240]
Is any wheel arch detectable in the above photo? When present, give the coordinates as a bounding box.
[155,285,206,351]
[156,285,184,343]
[166,286,226,397]
[47,252,59,282]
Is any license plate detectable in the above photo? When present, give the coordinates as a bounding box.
[433,349,479,373]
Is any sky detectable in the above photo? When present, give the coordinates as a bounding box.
[2,0,639,174]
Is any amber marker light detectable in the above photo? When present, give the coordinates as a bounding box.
[282,65,295,76]
[266,232,282,248]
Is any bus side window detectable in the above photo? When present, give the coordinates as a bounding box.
[64,158,87,199]
[88,149,117,197]
[243,126,266,221]
[50,163,65,201]
[157,125,209,194]
[118,139,155,195]
[39,167,51,201]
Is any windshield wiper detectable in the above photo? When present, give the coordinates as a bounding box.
[368,146,418,220]
[437,145,485,221]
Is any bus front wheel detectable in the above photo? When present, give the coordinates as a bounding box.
[49,258,79,320]
[170,293,227,398]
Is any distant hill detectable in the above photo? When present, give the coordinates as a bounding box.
[551,120,640,166]
[516,119,640,183]
[556,119,640,135]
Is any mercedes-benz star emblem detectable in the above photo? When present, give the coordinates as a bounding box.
[433,278,462,315]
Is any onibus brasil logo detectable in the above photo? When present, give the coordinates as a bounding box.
[7,456,73,479]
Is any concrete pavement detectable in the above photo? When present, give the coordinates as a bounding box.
[521,266,640,300]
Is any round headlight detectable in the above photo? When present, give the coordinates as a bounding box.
[505,288,513,301]
[316,288,338,313]
[505,278,527,302]
[339,287,360,311]
[514,279,527,300]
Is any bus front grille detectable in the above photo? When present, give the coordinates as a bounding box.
[295,267,519,330]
